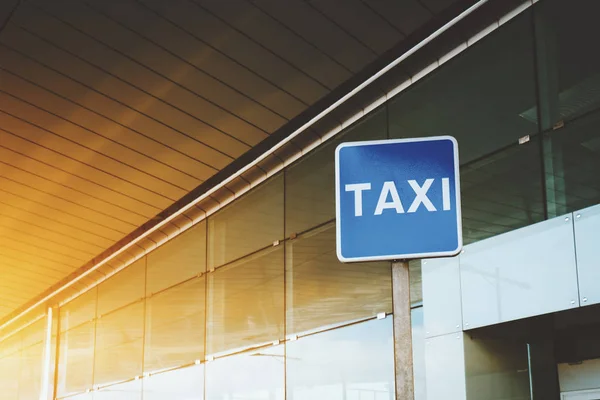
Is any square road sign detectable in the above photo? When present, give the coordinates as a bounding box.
[335,136,462,262]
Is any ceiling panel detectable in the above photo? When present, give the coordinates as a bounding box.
[0,0,465,325]
[366,0,433,35]
[307,0,404,54]
[252,0,377,73]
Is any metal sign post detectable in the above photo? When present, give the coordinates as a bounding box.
[392,260,414,399]
[335,136,462,400]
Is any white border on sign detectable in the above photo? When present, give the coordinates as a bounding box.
[334,135,463,262]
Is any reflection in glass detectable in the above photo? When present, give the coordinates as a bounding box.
[19,343,44,399]
[206,346,284,400]
[147,221,206,295]
[94,379,142,400]
[143,365,203,400]
[97,259,145,316]
[409,260,423,305]
[412,307,426,400]
[94,301,144,386]
[0,346,20,397]
[285,108,387,237]
[144,277,205,373]
[389,11,542,244]
[207,246,284,355]
[208,174,283,269]
[533,0,600,217]
[60,288,97,333]
[541,110,600,215]
[286,318,395,400]
[286,223,391,335]
[57,321,95,396]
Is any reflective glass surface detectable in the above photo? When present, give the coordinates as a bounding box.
[286,223,391,335]
[143,365,204,400]
[208,174,283,269]
[147,221,206,295]
[286,318,395,400]
[19,342,44,400]
[389,10,543,244]
[285,108,387,237]
[60,288,97,333]
[205,346,284,400]
[207,246,284,355]
[58,321,95,396]
[94,379,142,400]
[0,345,20,398]
[94,301,144,386]
[412,307,426,400]
[97,259,145,316]
[144,277,205,373]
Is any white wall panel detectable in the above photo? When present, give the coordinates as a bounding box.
[460,214,579,329]
[425,332,467,400]
[422,256,463,338]
[573,204,600,307]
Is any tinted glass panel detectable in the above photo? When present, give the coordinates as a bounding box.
[97,259,145,316]
[60,288,97,333]
[286,223,391,335]
[285,108,387,236]
[94,301,144,386]
[205,346,284,400]
[144,277,205,373]
[207,246,284,355]
[389,11,542,244]
[534,0,600,216]
[146,221,206,295]
[208,175,283,269]
[143,365,204,400]
[58,321,95,396]
[94,379,142,400]
[286,318,395,400]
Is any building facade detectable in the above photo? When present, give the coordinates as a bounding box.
[0,0,599,399]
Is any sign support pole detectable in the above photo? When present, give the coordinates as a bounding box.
[392,260,414,400]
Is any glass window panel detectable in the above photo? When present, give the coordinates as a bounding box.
[60,288,97,333]
[64,394,92,400]
[207,246,284,356]
[208,174,283,269]
[535,0,600,217]
[534,0,600,125]
[285,108,387,236]
[19,343,44,400]
[460,144,545,245]
[97,259,145,316]
[389,11,542,244]
[205,346,284,400]
[144,277,205,373]
[0,350,20,399]
[409,260,423,305]
[412,307,426,400]
[94,302,144,386]
[143,365,203,400]
[542,108,600,215]
[94,379,141,400]
[286,318,395,400]
[20,319,45,348]
[147,221,207,295]
[286,223,392,335]
[57,321,95,397]
[0,332,21,359]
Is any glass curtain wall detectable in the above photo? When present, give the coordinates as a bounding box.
[53,109,398,400]
[0,318,46,400]
[533,0,600,217]
[28,1,600,399]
